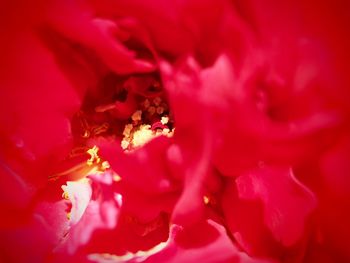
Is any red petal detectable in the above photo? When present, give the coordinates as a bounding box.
[0,29,80,188]
[223,167,316,258]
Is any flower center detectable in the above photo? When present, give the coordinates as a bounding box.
[50,72,174,202]
[69,73,175,153]
[121,96,174,151]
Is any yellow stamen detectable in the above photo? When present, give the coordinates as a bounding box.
[123,124,133,137]
[113,174,122,182]
[121,139,130,150]
[87,146,101,166]
[82,130,90,138]
[101,161,110,170]
[63,191,70,200]
[131,110,142,122]
[132,125,153,148]
[203,195,210,205]
[161,116,169,125]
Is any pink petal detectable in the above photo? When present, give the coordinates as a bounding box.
[58,171,121,254]
[62,180,92,225]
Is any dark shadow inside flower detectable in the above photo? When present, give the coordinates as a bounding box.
[71,70,174,151]
[38,28,104,99]
[123,35,156,65]
[38,12,160,106]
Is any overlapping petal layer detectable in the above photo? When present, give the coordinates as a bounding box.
[1,0,350,262]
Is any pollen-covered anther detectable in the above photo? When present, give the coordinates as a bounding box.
[132,125,154,147]
[162,128,172,136]
[120,92,174,151]
[121,121,174,151]
[131,110,142,122]
[87,146,101,166]
[161,116,169,125]
[101,161,111,170]
[63,191,70,200]
[203,195,210,205]
[203,194,217,206]
[123,124,133,136]
[121,139,130,150]
[113,174,122,182]
[82,130,90,138]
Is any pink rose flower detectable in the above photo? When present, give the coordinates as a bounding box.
[1,0,350,262]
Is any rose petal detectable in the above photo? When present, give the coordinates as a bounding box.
[223,166,317,258]
[0,25,81,189]
[58,171,121,254]
[108,220,277,263]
